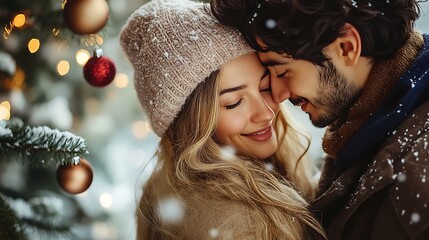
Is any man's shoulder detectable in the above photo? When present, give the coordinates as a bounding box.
[312,100,429,238]
[382,98,429,161]
[371,99,429,238]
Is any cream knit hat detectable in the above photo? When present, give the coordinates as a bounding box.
[120,0,252,136]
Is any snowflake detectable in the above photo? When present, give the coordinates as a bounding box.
[156,197,184,224]
[265,19,276,29]
[219,145,236,161]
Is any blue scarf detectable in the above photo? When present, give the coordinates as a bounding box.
[336,34,429,169]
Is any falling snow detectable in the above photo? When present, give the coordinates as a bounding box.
[156,197,184,224]
[410,212,421,224]
[265,162,274,172]
[265,19,276,29]
[189,30,199,41]
[220,145,236,161]
[397,172,407,182]
[209,228,219,238]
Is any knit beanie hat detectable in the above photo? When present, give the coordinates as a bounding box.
[119,0,252,136]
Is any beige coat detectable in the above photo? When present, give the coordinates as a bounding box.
[136,169,267,240]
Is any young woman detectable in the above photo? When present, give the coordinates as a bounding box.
[120,0,326,239]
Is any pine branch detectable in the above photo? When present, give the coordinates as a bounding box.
[20,217,72,239]
[1,193,73,240]
[0,195,25,240]
[0,118,88,167]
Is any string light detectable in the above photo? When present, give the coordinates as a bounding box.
[62,0,67,9]
[95,34,104,45]
[28,38,40,53]
[0,101,11,120]
[82,34,104,47]
[114,73,129,88]
[76,49,90,66]
[57,60,70,76]
[3,22,13,39]
[99,192,112,209]
[4,13,27,39]
[132,121,151,139]
[12,14,26,28]
[52,28,61,36]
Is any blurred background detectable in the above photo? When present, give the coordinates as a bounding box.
[0,0,428,239]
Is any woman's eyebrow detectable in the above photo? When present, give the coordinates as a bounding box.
[219,84,247,96]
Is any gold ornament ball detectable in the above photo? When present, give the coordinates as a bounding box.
[57,158,93,194]
[63,0,109,35]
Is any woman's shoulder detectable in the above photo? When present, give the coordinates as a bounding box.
[145,176,261,222]
[176,195,263,239]
[141,176,263,239]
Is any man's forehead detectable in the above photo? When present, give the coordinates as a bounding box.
[254,36,292,65]
[258,51,292,66]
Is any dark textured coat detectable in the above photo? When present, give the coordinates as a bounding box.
[312,32,429,239]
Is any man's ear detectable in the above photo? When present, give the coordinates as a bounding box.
[331,23,362,66]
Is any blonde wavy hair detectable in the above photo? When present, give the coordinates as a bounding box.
[138,69,326,239]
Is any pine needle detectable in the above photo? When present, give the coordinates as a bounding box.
[0,118,89,167]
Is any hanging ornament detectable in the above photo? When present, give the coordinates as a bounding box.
[63,0,109,35]
[57,157,93,194]
[83,48,116,87]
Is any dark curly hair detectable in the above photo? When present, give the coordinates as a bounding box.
[210,0,426,64]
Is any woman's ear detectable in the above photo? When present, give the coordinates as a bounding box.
[337,23,362,66]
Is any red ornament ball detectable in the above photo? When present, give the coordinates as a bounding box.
[57,158,93,194]
[63,0,109,35]
[84,55,116,87]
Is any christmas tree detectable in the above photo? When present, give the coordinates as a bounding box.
[0,0,157,239]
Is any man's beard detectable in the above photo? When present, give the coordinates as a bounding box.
[310,60,361,128]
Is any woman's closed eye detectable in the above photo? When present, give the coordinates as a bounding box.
[226,99,243,109]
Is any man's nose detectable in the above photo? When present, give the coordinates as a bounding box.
[267,66,291,103]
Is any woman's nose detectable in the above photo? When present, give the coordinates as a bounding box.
[268,66,291,103]
[251,96,275,123]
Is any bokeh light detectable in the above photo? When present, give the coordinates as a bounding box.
[0,101,11,120]
[114,73,129,88]
[57,60,70,76]
[76,49,91,66]
[99,192,112,209]
[28,38,40,53]
[12,14,26,28]
[132,121,152,139]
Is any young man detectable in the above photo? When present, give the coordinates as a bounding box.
[211,0,429,239]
